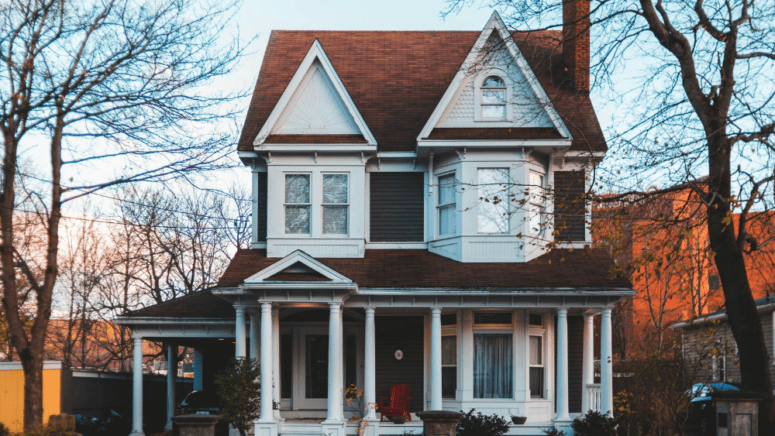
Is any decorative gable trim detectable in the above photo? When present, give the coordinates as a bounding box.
[254,39,377,147]
[417,12,572,144]
[243,250,352,284]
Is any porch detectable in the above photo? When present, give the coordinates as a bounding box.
[121,301,615,436]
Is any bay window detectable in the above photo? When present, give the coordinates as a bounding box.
[473,312,513,399]
[478,168,510,234]
[438,173,457,236]
[527,171,545,236]
[285,174,311,234]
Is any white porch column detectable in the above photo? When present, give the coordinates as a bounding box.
[364,308,377,420]
[165,344,176,431]
[259,302,274,422]
[250,312,260,361]
[601,308,614,417]
[272,307,282,420]
[581,313,595,413]
[235,306,247,359]
[325,302,344,422]
[555,309,571,422]
[430,307,442,410]
[193,349,203,391]
[131,335,144,436]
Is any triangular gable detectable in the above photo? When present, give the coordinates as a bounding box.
[244,250,352,284]
[417,12,572,141]
[254,40,377,146]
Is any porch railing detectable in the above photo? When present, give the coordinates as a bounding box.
[586,383,602,413]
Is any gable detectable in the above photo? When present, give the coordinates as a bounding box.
[263,261,332,281]
[243,249,352,284]
[272,60,361,135]
[254,39,377,146]
[419,14,571,142]
[435,32,555,130]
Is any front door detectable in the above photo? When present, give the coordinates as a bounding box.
[293,326,360,411]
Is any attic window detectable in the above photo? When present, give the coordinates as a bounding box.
[481,76,506,120]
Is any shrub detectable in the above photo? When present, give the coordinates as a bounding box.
[0,423,8,436]
[214,357,260,436]
[542,428,566,436]
[572,411,618,436]
[456,409,510,436]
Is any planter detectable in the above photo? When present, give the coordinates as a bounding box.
[511,416,527,425]
[389,416,408,424]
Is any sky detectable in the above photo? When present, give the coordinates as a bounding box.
[226,1,496,95]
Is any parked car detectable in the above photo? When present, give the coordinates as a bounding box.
[685,382,740,436]
[178,390,222,415]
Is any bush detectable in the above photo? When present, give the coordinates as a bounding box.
[214,357,260,436]
[456,409,510,436]
[572,411,618,436]
[0,423,8,436]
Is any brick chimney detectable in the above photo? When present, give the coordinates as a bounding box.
[562,0,591,92]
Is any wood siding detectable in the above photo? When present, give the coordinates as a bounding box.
[257,172,268,242]
[554,170,586,242]
[681,311,775,385]
[370,173,425,242]
[375,316,424,412]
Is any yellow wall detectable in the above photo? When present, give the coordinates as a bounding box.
[0,365,62,433]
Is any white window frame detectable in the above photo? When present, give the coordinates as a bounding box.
[284,172,312,236]
[477,168,510,234]
[713,354,726,382]
[527,170,546,237]
[472,312,515,400]
[480,76,507,121]
[321,172,349,236]
[528,314,547,400]
[437,172,457,237]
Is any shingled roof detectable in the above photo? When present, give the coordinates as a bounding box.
[238,30,607,153]
[217,248,631,289]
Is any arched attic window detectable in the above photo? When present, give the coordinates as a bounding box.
[481,76,506,120]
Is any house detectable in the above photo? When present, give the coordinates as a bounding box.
[673,295,775,392]
[115,7,634,436]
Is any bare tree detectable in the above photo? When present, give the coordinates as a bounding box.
[0,0,246,427]
[445,0,775,427]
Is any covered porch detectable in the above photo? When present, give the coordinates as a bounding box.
[119,299,618,436]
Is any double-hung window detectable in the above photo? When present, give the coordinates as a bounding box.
[478,168,510,234]
[473,312,513,399]
[528,313,545,399]
[438,174,457,236]
[481,76,506,120]
[322,174,348,235]
[527,171,546,236]
[441,314,457,399]
[285,174,311,234]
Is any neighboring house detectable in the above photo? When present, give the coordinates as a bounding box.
[116,8,634,436]
[673,295,775,393]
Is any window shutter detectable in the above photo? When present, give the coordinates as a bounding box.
[370,173,424,242]
[554,170,586,241]
[256,172,268,242]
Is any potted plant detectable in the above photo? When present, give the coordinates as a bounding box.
[510,415,527,425]
[389,416,407,424]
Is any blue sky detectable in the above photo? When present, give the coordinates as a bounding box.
[227,0,496,104]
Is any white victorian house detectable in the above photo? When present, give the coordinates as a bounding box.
[116,8,633,436]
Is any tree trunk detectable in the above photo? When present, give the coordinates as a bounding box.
[21,353,44,429]
[706,133,775,431]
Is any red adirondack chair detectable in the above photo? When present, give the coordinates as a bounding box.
[378,384,412,422]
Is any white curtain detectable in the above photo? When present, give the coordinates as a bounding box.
[473,334,513,398]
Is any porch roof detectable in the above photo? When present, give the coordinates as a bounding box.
[218,248,631,289]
